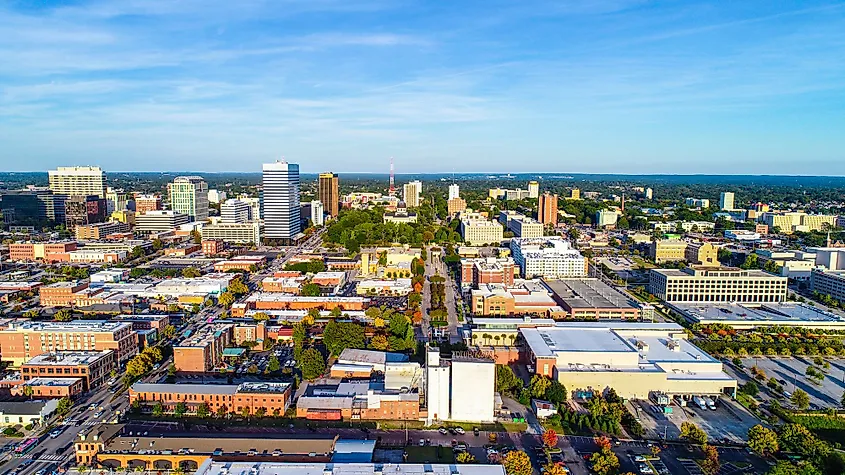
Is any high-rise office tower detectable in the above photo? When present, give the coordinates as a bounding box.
[105,187,128,215]
[645,188,653,200]
[403,180,422,208]
[311,200,325,226]
[167,176,209,222]
[48,166,106,198]
[528,181,539,199]
[318,172,339,218]
[448,184,460,200]
[221,199,251,223]
[538,192,559,226]
[263,161,301,243]
[720,192,735,211]
[64,195,106,228]
[570,188,581,200]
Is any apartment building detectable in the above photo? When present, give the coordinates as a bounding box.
[650,266,788,303]
[134,194,162,214]
[9,241,77,262]
[48,166,106,198]
[74,221,130,241]
[318,172,340,218]
[499,211,543,238]
[200,221,263,244]
[810,269,845,303]
[460,257,516,288]
[510,237,588,279]
[651,221,716,233]
[220,199,251,223]
[201,239,226,255]
[129,382,292,416]
[21,350,116,391]
[0,320,135,366]
[537,193,558,225]
[761,212,838,234]
[172,324,233,372]
[402,181,422,207]
[460,213,504,246]
[447,197,467,216]
[39,281,89,306]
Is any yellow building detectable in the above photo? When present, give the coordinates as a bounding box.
[359,247,420,277]
[649,239,688,263]
[685,242,719,266]
[110,209,136,225]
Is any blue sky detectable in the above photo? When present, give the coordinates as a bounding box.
[2,0,845,174]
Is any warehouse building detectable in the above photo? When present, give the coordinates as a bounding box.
[521,322,736,399]
[544,278,642,320]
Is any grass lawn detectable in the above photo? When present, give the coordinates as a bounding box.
[404,446,456,464]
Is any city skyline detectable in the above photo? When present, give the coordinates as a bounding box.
[2,1,845,174]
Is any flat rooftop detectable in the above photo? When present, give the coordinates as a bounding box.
[5,319,131,333]
[338,349,408,366]
[195,462,505,475]
[131,382,291,395]
[544,278,638,310]
[23,377,82,386]
[673,302,845,327]
[24,350,114,366]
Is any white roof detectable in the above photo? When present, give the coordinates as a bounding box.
[195,462,505,475]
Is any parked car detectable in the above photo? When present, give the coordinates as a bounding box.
[454,427,465,435]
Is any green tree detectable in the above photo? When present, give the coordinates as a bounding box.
[152,402,164,417]
[792,389,810,410]
[218,291,235,307]
[56,397,73,415]
[216,405,228,418]
[300,347,326,380]
[680,421,707,445]
[301,283,321,296]
[174,401,187,417]
[162,324,176,339]
[748,425,779,456]
[369,334,389,351]
[590,447,620,475]
[196,403,210,418]
[268,355,281,372]
[456,452,477,464]
[181,267,202,278]
[323,320,366,356]
[252,312,270,321]
[740,253,759,270]
[495,365,521,395]
[545,380,567,405]
[255,407,266,417]
[530,374,551,399]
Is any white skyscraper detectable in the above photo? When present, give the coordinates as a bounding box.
[167,176,209,222]
[448,184,460,200]
[262,161,301,242]
[720,192,735,211]
[221,199,250,223]
[527,181,539,199]
[48,166,106,198]
[311,200,325,226]
[403,180,422,207]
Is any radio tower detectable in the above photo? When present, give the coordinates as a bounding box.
[389,157,396,196]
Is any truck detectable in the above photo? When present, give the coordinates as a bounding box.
[706,398,717,410]
[662,406,673,414]
[650,392,669,406]
[673,395,687,407]
[693,396,707,409]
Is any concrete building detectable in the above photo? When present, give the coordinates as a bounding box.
[207,189,227,204]
[201,221,263,244]
[685,198,710,208]
[168,176,209,222]
[105,187,128,214]
[425,347,494,424]
[672,302,845,330]
[48,166,106,198]
[402,180,422,208]
[172,324,233,372]
[810,269,845,303]
[650,266,788,303]
[447,197,467,216]
[460,212,504,246]
[537,192,558,226]
[460,257,516,288]
[130,381,292,415]
[545,278,641,320]
[311,200,325,226]
[134,194,162,214]
[812,247,845,271]
[499,211,543,238]
[569,188,581,200]
[685,242,719,266]
[296,380,421,421]
[510,237,588,279]
[527,181,539,199]
[21,350,116,391]
[645,187,653,200]
[0,320,136,366]
[356,279,412,296]
[64,194,107,228]
[761,212,838,234]
[74,221,130,241]
[595,210,619,228]
[448,184,460,200]
[651,221,715,233]
[263,161,301,243]
[135,210,190,235]
[719,191,735,210]
[650,239,688,263]
[220,199,251,223]
[318,172,340,218]
[521,322,736,399]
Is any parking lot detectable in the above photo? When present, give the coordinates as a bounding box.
[628,396,759,444]
[740,356,845,409]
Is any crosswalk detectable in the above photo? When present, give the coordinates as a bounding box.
[679,458,704,475]
[21,453,66,462]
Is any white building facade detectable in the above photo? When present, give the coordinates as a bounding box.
[263,161,301,243]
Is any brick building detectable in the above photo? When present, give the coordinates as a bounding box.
[39,281,89,306]
[20,350,117,391]
[460,257,515,288]
[129,382,292,416]
[0,320,136,366]
[172,324,233,372]
[9,241,77,262]
[201,239,226,256]
[11,377,85,399]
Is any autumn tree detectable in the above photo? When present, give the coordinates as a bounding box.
[218,291,235,307]
[54,308,73,322]
[502,450,532,475]
[456,452,477,464]
[369,334,389,351]
[700,444,720,475]
[590,446,620,475]
[542,429,558,447]
[530,374,551,399]
[791,389,810,410]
